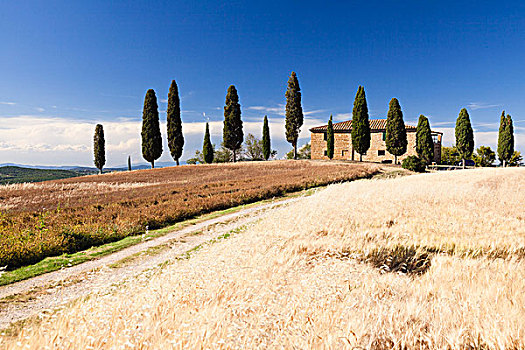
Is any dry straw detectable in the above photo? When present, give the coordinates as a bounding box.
[2,168,524,349]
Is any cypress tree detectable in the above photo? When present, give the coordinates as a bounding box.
[326,115,334,159]
[351,86,370,161]
[223,85,243,162]
[262,115,271,161]
[455,108,474,168]
[497,111,507,166]
[285,71,304,159]
[203,122,214,164]
[93,124,105,174]
[385,98,407,164]
[167,80,184,165]
[497,111,514,167]
[416,115,434,164]
[141,89,163,168]
[506,114,515,165]
[127,155,131,171]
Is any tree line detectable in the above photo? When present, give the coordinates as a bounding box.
[92,75,519,172]
[438,110,519,167]
[324,86,436,166]
[322,87,518,168]
[93,72,305,172]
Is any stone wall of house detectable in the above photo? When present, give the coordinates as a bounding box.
[311,131,419,163]
[311,132,329,159]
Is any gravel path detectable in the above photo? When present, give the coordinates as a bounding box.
[0,195,307,330]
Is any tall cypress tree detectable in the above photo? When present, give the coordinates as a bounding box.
[141,89,163,168]
[285,72,304,159]
[497,111,507,166]
[497,111,514,167]
[416,115,434,164]
[385,98,407,164]
[351,86,370,161]
[223,85,243,162]
[167,80,184,165]
[326,115,334,159]
[455,108,474,168]
[93,124,105,174]
[203,122,214,164]
[506,114,515,165]
[262,115,271,161]
[127,155,131,171]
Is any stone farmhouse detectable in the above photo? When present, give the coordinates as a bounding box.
[310,119,442,163]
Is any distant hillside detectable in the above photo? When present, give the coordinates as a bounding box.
[0,166,91,185]
[0,161,181,172]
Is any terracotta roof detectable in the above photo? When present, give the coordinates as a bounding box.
[309,119,418,132]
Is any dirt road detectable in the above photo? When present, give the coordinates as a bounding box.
[0,194,308,330]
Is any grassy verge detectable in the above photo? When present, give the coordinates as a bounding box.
[0,223,245,341]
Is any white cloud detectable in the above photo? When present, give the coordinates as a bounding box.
[304,109,327,116]
[0,115,142,166]
[247,105,285,116]
[3,113,521,167]
[433,126,524,154]
[473,122,499,128]
[0,102,16,106]
[35,107,45,112]
[246,105,328,123]
[467,102,502,110]
[334,113,351,120]
[0,114,328,166]
[432,121,455,126]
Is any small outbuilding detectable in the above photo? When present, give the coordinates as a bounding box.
[309,118,442,163]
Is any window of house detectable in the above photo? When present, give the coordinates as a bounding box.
[342,150,348,157]
[378,150,386,156]
[323,132,327,141]
[324,150,327,156]
[382,132,386,141]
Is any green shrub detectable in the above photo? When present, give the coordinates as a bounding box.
[402,156,426,173]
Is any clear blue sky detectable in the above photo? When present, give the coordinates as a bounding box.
[1,1,524,166]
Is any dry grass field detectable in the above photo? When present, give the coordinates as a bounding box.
[3,168,524,349]
[0,160,379,269]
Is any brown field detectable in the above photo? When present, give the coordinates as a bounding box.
[0,160,379,269]
[2,168,524,349]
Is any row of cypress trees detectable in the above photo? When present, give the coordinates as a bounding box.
[200,85,272,164]
[93,80,184,172]
[93,72,305,170]
[154,72,305,165]
[325,87,425,164]
[141,81,184,168]
[324,86,515,167]
[451,108,515,167]
[200,72,302,163]
[497,111,515,167]
[94,75,516,171]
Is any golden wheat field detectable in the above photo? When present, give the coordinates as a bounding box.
[2,168,525,349]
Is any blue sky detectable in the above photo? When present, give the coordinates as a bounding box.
[1,1,524,166]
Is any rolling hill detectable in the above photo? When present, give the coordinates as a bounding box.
[0,166,89,185]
